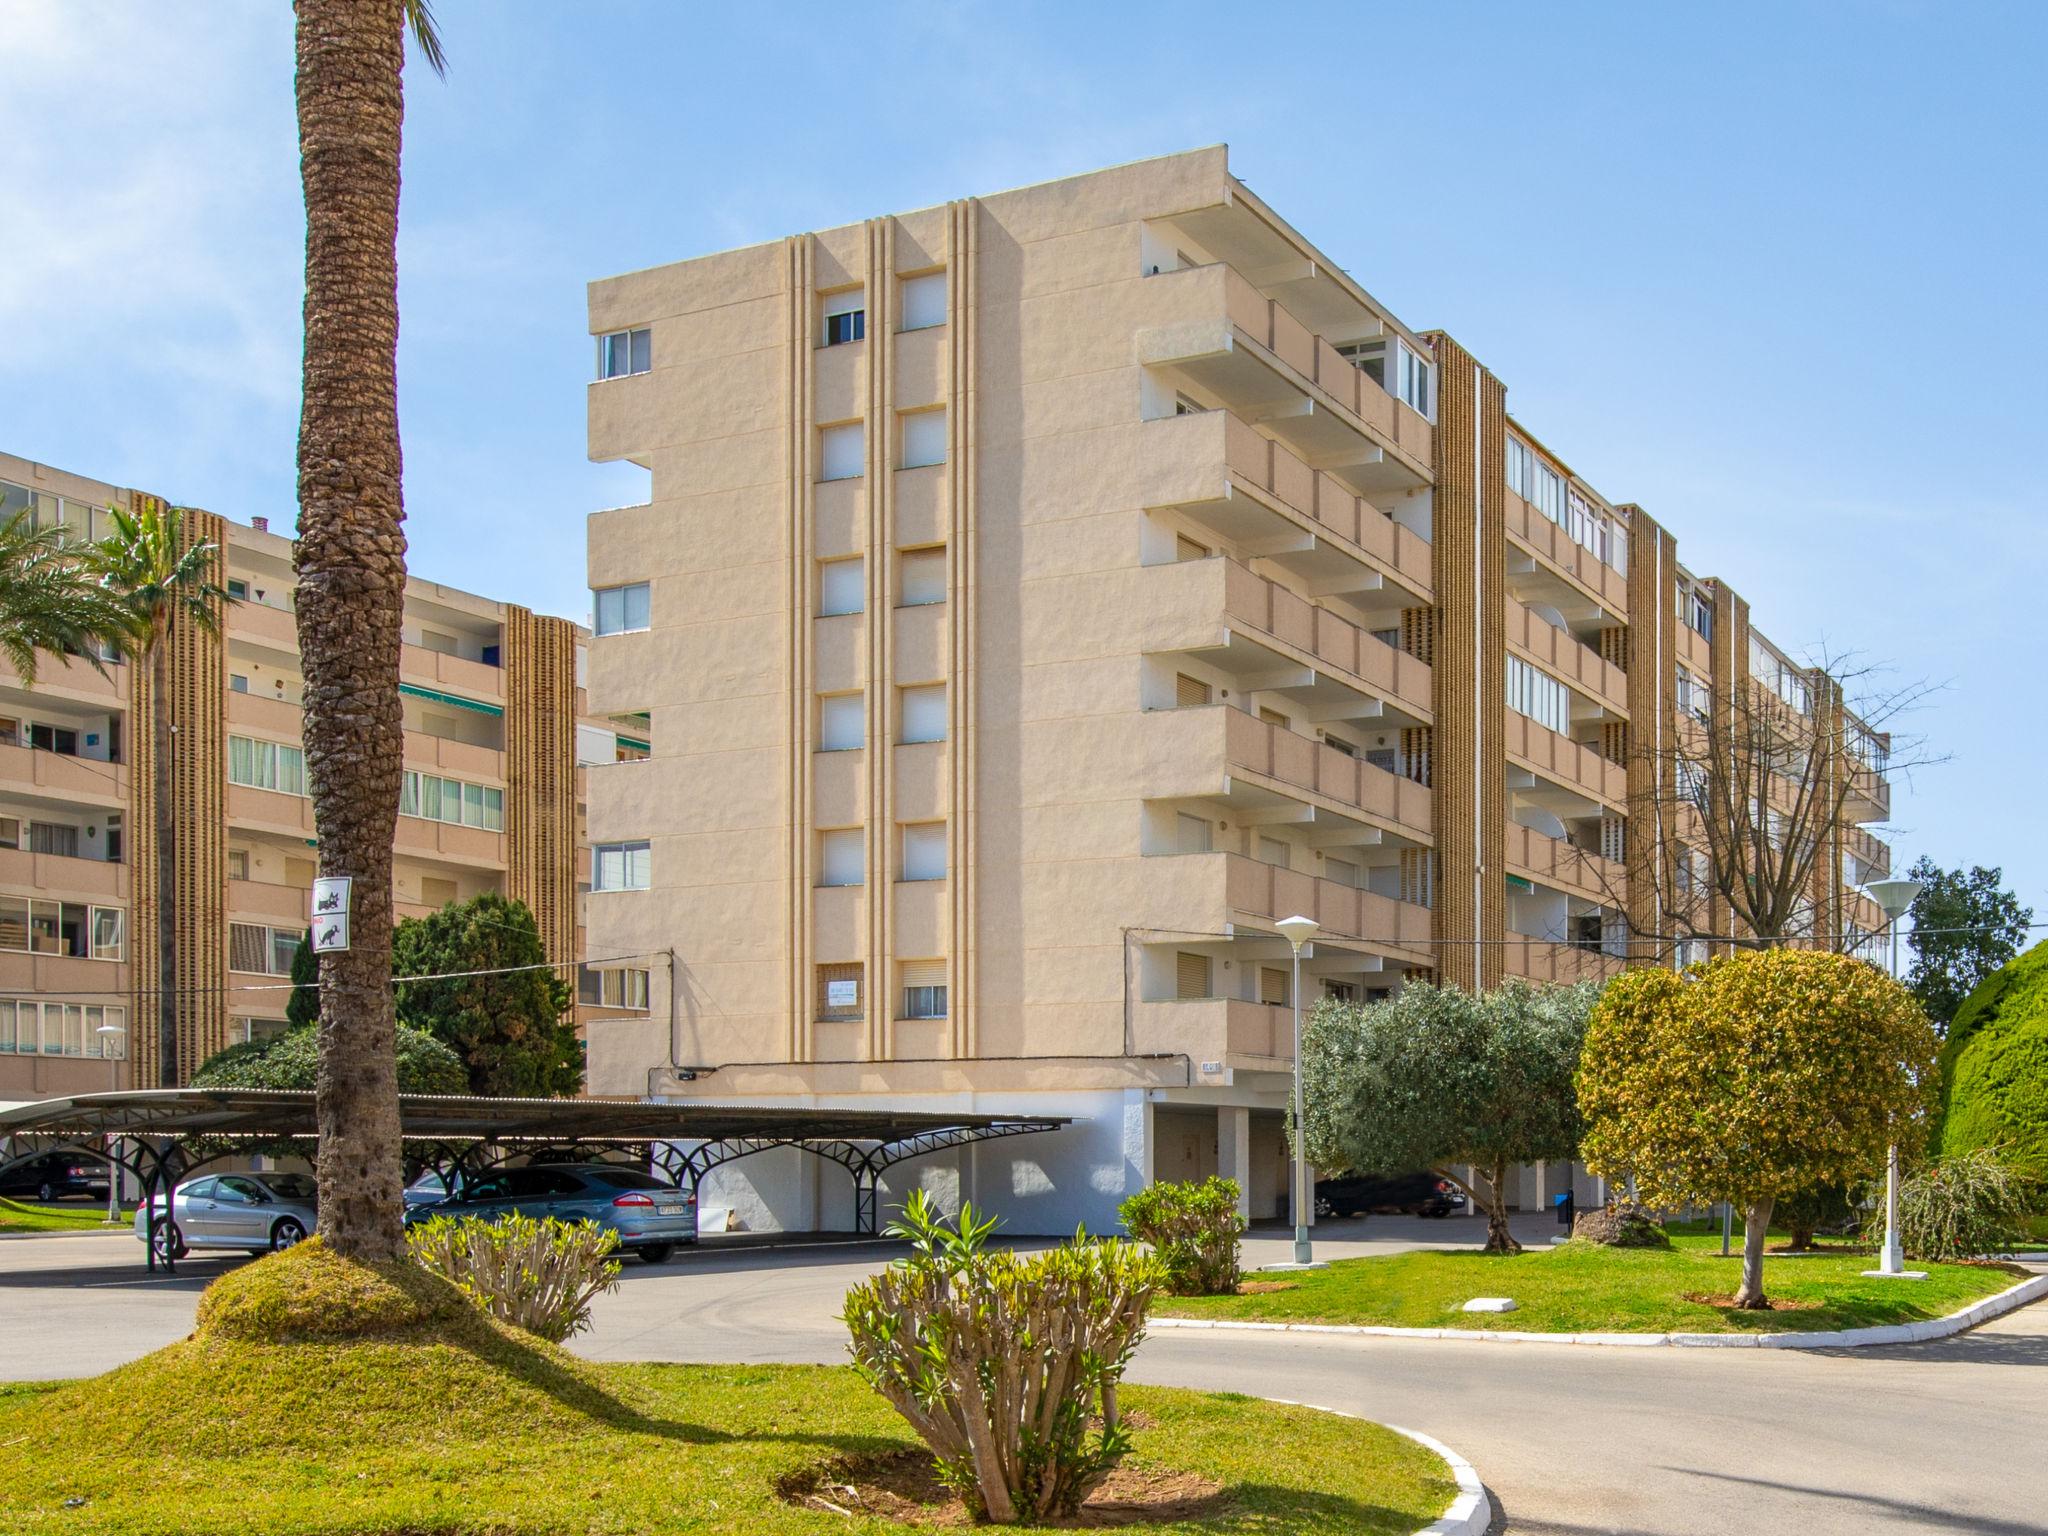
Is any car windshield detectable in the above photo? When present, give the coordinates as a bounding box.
[262,1175,317,1202]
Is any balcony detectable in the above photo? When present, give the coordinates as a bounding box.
[400,644,506,700]
[1144,557,1431,724]
[1503,490,1629,615]
[1845,760,1891,824]
[1140,411,1432,605]
[229,876,312,928]
[1139,264,1433,494]
[1845,825,1891,881]
[228,598,299,652]
[1502,712,1626,809]
[1504,822,1625,907]
[1222,853,1432,957]
[1132,996,1295,1067]
[1142,706,1432,840]
[0,846,125,902]
[0,742,126,810]
[1503,939,1624,985]
[1504,597,1626,716]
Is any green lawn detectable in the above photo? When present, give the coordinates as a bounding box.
[0,1245,1456,1535]
[0,1196,126,1233]
[1161,1235,2024,1334]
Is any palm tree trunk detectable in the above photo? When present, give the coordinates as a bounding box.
[293,0,410,1261]
[152,638,176,1087]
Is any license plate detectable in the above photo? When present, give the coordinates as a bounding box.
[656,1203,685,1217]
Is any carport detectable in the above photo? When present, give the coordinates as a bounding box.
[0,1089,1070,1272]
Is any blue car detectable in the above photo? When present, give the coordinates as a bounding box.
[403,1163,697,1263]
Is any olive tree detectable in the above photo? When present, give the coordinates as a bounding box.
[1578,948,1936,1308]
[1301,979,1599,1254]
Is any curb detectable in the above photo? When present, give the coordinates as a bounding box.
[0,1226,132,1242]
[1153,1271,2048,1350]
[1267,1400,1490,1536]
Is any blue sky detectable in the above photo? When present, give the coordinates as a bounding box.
[2,1,2042,916]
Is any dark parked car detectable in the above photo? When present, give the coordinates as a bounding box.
[402,1163,696,1263]
[1314,1170,1465,1219]
[0,1153,108,1204]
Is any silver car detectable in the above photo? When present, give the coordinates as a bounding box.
[133,1171,318,1259]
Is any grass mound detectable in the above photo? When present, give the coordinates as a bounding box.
[195,1237,470,1342]
[1158,1235,2022,1334]
[0,1326,1454,1536]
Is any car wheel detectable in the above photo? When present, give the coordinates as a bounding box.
[637,1244,675,1265]
[270,1217,307,1252]
[150,1221,187,1261]
[37,1181,55,1204]
[1314,1197,1335,1218]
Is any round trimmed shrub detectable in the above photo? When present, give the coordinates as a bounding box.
[1938,939,2048,1176]
[195,1237,470,1342]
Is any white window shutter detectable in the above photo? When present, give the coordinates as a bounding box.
[901,273,946,331]
[820,423,864,482]
[818,558,864,616]
[900,685,946,744]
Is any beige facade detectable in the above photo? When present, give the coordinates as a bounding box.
[0,449,637,1100]
[581,148,1892,1231]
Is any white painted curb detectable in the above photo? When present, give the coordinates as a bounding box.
[1154,1271,2048,1350]
[1267,1399,1491,1536]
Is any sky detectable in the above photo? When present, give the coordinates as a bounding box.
[2,0,2043,918]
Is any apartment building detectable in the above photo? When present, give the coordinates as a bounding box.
[0,449,645,1100]
[580,147,1894,1233]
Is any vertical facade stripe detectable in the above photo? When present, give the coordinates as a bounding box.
[785,234,815,1061]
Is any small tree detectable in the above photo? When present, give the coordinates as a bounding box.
[391,894,580,1096]
[1118,1177,1244,1295]
[1906,858,2033,1032]
[1301,978,1598,1254]
[1578,949,1937,1308]
[285,931,321,1031]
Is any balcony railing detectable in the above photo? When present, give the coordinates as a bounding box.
[1502,712,1626,808]
[1503,596,1626,715]
[1504,822,1625,906]
[1223,852,1432,953]
[1216,559,1432,719]
[1220,708,1433,835]
[1502,938,1624,985]
[1504,490,1630,615]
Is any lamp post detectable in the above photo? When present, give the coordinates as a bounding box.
[94,1021,126,1224]
[1863,876,1924,1279]
[1275,914,1320,1268]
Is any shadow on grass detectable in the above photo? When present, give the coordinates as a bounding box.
[444,1324,904,1456]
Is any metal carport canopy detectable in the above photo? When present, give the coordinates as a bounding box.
[0,1089,1071,1263]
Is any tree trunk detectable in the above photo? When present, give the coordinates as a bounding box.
[293,0,411,1262]
[1482,1158,1522,1255]
[152,636,176,1087]
[1732,1196,1775,1309]
[1786,1223,1815,1253]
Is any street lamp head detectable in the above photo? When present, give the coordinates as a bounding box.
[1864,878,1924,924]
[1275,914,1319,951]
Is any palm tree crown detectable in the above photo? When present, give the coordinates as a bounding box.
[96,502,233,648]
[0,510,141,684]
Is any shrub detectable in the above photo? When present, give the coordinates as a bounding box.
[1889,1149,2037,1262]
[1938,939,2048,1176]
[406,1213,622,1343]
[1118,1176,1244,1295]
[1571,1201,1669,1248]
[1776,1183,1859,1250]
[191,1021,468,1095]
[842,1191,1164,1524]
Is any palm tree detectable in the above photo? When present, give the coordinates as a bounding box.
[292,0,444,1261]
[0,510,139,685]
[98,501,232,1088]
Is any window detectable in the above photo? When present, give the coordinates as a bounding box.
[420,628,459,657]
[1260,966,1291,1007]
[592,841,651,892]
[901,822,946,882]
[819,422,864,482]
[817,692,863,752]
[1175,951,1212,1000]
[1325,857,1360,888]
[229,922,298,976]
[1749,636,1810,715]
[817,828,864,887]
[29,723,78,756]
[228,736,309,796]
[1176,814,1212,854]
[1259,707,1289,729]
[1,816,23,850]
[226,578,250,601]
[900,408,946,469]
[1683,587,1713,640]
[1532,462,1566,525]
[1675,668,1709,721]
[1324,980,1358,1004]
[597,327,651,379]
[1175,673,1211,709]
[592,582,651,636]
[29,823,77,857]
[1506,437,1534,501]
[578,966,650,1010]
[899,959,946,1019]
[1175,535,1210,563]
[816,962,862,1021]
[900,684,946,744]
[818,557,864,617]
[91,907,123,960]
[898,547,946,607]
[400,771,503,831]
[229,674,249,693]
[1257,836,1291,870]
[821,289,865,346]
[0,1002,126,1058]
[900,272,946,331]
[1506,656,1572,735]
[1395,341,1432,416]
[1336,339,1386,387]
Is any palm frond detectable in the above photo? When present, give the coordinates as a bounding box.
[403,0,447,78]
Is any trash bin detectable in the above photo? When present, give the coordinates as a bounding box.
[1554,1190,1575,1226]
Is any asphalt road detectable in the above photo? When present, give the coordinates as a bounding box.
[5,1216,2045,1535]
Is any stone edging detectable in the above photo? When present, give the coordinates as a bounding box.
[1266,1400,1491,1536]
[1155,1271,2048,1349]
